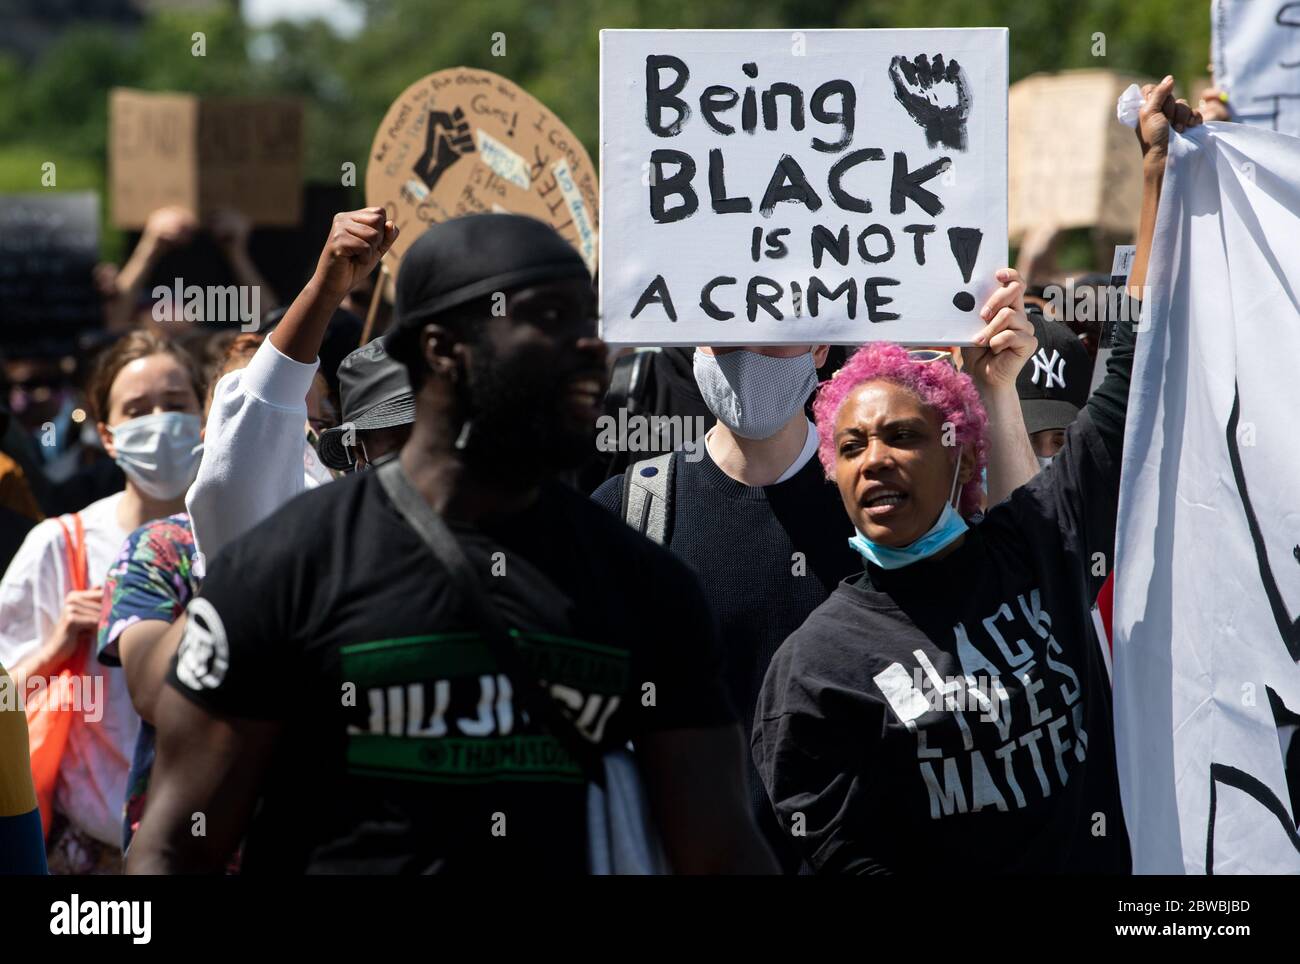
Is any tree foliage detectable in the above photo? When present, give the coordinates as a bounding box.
[0,0,1212,256]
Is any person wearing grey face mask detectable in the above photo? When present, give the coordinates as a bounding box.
[690,345,826,480]
[592,342,866,872]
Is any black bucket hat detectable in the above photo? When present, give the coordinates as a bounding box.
[316,333,416,470]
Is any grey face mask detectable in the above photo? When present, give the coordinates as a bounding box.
[1036,454,1055,470]
[693,349,818,440]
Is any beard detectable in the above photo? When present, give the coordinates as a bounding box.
[457,336,597,477]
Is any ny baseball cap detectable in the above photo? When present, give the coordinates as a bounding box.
[1016,308,1094,434]
[316,333,416,470]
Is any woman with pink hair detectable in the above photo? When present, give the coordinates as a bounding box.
[754,321,1131,874]
[753,78,1200,875]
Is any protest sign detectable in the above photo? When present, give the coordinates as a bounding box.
[366,67,598,276]
[1008,70,1146,241]
[0,192,99,331]
[599,29,1008,346]
[1115,123,1300,873]
[1213,0,1300,135]
[109,88,303,229]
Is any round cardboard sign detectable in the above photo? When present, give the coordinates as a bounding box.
[366,67,599,277]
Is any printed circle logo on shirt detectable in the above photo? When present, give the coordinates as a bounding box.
[177,598,230,691]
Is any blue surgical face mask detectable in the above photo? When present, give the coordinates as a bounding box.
[848,454,969,570]
[1036,454,1054,470]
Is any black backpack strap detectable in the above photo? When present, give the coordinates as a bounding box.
[621,451,675,545]
[607,350,657,417]
[601,351,659,483]
[375,459,605,784]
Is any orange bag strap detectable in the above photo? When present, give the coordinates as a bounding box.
[55,514,87,593]
[53,513,91,675]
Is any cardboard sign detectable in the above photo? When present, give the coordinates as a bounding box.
[366,67,599,276]
[109,88,303,229]
[599,29,1008,347]
[1008,70,1146,242]
[0,192,99,330]
[1213,0,1300,135]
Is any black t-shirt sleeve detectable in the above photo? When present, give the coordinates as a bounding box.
[1001,302,1138,597]
[752,614,890,873]
[1004,296,1136,559]
[626,541,735,734]
[1001,409,1118,601]
[981,300,1137,614]
[166,525,304,720]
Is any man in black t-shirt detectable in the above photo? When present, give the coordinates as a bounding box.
[129,212,777,874]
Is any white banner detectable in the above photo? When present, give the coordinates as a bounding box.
[599,29,1008,346]
[1114,123,1300,873]
[1212,0,1300,135]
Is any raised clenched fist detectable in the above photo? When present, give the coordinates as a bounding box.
[312,207,399,300]
[413,108,476,191]
[889,53,972,151]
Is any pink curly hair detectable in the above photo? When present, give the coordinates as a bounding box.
[813,343,989,518]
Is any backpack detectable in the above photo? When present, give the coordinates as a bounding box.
[619,452,676,546]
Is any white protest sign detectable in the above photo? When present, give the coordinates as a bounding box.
[1212,0,1300,135]
[599,29,1008,346]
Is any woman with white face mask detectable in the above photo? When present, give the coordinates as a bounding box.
[0,331,203,872]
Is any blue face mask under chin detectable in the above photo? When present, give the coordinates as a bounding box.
[848,455,969,570]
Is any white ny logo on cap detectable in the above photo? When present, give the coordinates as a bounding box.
[1031,348,1066,390]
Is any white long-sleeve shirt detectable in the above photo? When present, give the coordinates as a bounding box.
[186,338,331,576]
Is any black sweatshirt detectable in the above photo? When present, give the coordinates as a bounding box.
[753,311,1138,874]
[593,444,860,871]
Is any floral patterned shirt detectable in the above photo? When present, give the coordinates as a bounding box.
[96,513,196,851]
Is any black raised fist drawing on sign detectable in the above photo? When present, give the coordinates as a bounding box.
[889,54,972,151]
[412,107,475,191]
